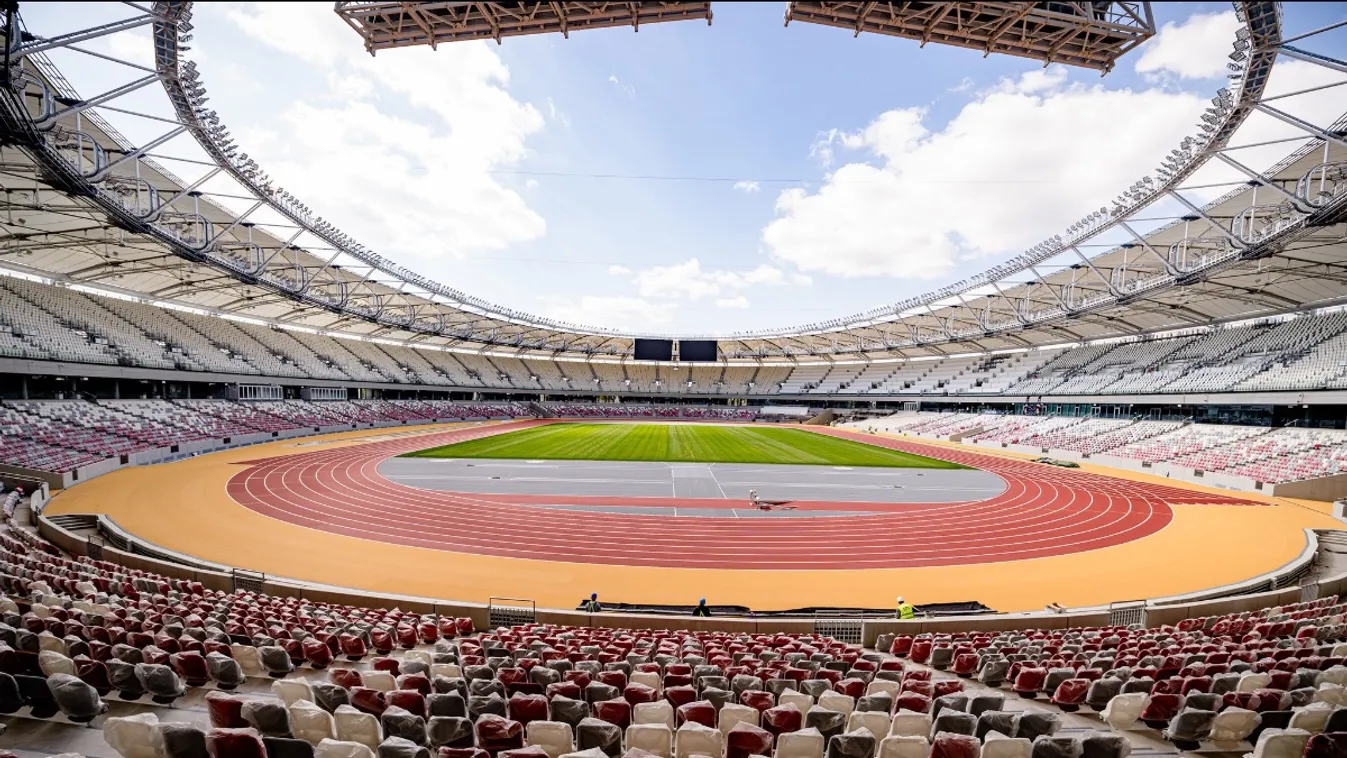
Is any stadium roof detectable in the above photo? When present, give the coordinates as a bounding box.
[783,2,1156,73]
[0,1,1345,361]
[335,2,714,52]
[335,2,1156,73]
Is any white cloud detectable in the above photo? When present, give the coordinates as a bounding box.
[1135,11,1240,80]
[632,259,806,301]
[203,2,545,259]
[327,73,374,100]
[761,66,1210,279]
[608,74,636,97]
[607,265,632,276]
[733,180,761,194]
[1013,66,1069,94]
[546,98,572,129]
[538,295,670,329]
[106,30,157,68]
[716,296,750,309]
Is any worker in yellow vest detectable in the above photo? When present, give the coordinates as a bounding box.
[897,597,915,620]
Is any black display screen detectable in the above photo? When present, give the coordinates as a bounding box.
[678,340,718,362]
[633,338,674,361]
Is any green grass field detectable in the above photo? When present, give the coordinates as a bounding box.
[404,423,965,469]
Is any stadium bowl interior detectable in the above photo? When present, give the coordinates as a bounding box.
[1,1,1347,756]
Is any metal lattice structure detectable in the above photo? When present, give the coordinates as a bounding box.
[334,1,713,52]
[0,2,1343,365]
[784,2,1156,73]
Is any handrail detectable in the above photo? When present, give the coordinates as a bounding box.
[34,512,1328,639]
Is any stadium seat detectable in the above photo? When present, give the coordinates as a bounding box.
[778,727,827,758]
[207,727,268,758]
[673,721,723,758]
[726,721,774,758]
[528,721,577,758]
[623,724,671,758]
[291,699,338,745]
[47,672,107,723]
[1210,708,1261,745]
[160,722,210,758]
[981,732,1031,758]
[334,705,383,751]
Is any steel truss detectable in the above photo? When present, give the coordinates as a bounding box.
[0,2,1344,363]
[334,2,714,52]
[784,2,1156,73]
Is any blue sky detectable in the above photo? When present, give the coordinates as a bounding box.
[21,2,1347,335]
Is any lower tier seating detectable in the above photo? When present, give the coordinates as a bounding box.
[0,520,1346,758]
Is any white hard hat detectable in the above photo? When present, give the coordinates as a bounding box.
[897,596,904,603]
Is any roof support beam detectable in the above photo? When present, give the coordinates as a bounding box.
[1277,44,1347,76]
[1213,152,1310,211]
[1168,190,1244,248]
[1118,221,1178,276]
[93,127,187,181]
[1252,102,1347,149]
[1071,246,1120,296]
[36,75,160,130]
[16,14,154,58]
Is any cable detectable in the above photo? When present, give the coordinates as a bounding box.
[481,169,1061,185]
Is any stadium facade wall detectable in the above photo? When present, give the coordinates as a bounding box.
[0,462,67,491]
[1272,471,1347,500]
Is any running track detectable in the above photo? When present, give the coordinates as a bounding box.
[225,422,1261,570]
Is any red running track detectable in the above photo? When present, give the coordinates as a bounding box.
[225,422,1260,570]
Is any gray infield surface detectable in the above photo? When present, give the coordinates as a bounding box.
[379,458,1005,516]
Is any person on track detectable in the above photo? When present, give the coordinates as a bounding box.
[693,598,712,617]
[897,596,916,620]
[583,593,602,613]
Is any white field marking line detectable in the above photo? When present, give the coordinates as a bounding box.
[714,481,1004,492]
[268,449,1153,570]
[244,442,1158,565]
[389,475,673,485]
[288,443,1063,544]
[242,421,1181,564]
[709,466,730,502]
[286,457,1072,562]
[387,437,1060,535]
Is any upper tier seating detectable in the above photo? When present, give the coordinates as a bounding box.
[0,277,177,371]
[949,351,1065,396]
[5,274,1347,399]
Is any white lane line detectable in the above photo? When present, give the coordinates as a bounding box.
[390,475,672,484]
[715,481,1003,491]
[710,466,729,501]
